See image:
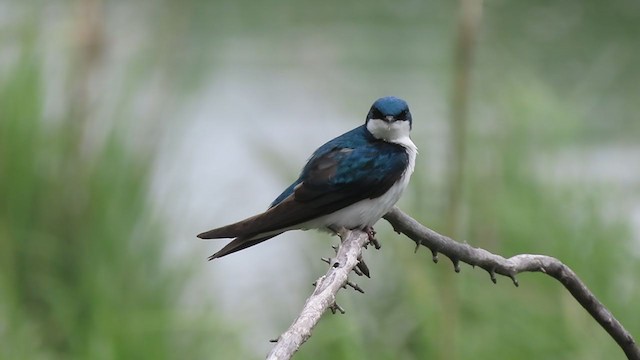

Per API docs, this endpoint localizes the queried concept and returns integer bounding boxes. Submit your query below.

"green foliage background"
[1,1,639,359]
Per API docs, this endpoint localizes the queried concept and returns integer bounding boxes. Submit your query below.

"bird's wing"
[197,141,408,240]
[293,140,408,210]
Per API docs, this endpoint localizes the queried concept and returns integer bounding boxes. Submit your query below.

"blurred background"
[1,0,639,359]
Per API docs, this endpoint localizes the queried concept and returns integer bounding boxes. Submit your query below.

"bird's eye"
[371,109,383,119]
[397,110,407,120]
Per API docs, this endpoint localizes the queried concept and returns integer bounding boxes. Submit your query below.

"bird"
[198,96,417,262]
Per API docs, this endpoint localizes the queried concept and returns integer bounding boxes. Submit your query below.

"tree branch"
[266,229,369,360]
[383,206,640,360]
[266,207,639,360]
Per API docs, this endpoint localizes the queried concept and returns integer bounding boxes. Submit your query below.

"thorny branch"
[267,207,639,360]
[383,207,639,360]
[266,229,369,360]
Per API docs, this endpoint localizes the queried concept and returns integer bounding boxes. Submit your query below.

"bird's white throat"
[366,118,417,158]
[367,118,411,143]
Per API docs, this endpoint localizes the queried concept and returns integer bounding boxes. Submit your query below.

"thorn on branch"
[356,258,371,278]
[269,338,279,343]
[346,280,365,293]
[488,268,497,284]
[353,266,364,277]
[329,302,345,314]
[431,249,439,263]
[452,258,460,273]
[509,273,519,287]
[321,257,331,265]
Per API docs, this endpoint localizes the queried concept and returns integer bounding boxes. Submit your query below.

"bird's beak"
[384,115,396,123]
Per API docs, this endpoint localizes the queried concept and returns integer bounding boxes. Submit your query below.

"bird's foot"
[364,226,381,250]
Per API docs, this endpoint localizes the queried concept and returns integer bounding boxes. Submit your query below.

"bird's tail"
[197,202,297,240]
[197,198,306,259]
[206,234,281,260]
[197,213,288,260]
[197,217,257,240]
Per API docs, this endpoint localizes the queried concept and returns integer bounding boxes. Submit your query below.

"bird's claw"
[364,226,381,250]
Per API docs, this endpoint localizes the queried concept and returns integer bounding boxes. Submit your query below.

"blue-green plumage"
[271,125,408,208]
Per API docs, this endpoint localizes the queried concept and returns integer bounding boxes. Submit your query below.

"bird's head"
[365,96,412,142]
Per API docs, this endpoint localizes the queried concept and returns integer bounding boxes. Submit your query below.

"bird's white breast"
[304,135,417,230]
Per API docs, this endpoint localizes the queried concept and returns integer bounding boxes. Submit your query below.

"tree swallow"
[198,96,417,260]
